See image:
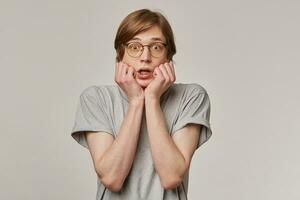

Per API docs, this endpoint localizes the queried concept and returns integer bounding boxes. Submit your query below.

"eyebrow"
[130,37,164,42]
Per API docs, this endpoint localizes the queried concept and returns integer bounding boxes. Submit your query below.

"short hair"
[114,9,176,62]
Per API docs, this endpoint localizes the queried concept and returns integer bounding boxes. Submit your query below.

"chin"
[136,78,152,89]
[139,83,149,89]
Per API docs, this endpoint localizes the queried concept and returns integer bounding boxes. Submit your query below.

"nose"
[140,46,151,63]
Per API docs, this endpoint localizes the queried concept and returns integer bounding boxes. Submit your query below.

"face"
[121,25,169,89]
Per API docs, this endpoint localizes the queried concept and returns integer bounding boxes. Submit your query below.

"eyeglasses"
[122,42,167,58]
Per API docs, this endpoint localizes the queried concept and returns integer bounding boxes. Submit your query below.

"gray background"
[1,0,299,199]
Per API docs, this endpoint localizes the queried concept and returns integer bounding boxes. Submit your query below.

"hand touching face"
[144,61,176,100]
[114,61,145,102]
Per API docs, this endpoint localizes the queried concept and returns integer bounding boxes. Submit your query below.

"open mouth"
[136,70,152,79]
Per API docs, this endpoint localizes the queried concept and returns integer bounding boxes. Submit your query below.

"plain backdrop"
[1,0,299,200]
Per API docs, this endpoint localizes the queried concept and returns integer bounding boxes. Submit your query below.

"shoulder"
[80,84,116,97]
[79,84,123,104]
[172,83,209,97]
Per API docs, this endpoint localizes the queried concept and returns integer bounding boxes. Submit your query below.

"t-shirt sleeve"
[171,84,212,150]
[70,86,114,149]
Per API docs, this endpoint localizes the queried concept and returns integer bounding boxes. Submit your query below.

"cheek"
[156,58,168,66]
[122,57,138,69]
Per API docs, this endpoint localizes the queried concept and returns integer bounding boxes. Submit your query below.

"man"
[71,8,212,200]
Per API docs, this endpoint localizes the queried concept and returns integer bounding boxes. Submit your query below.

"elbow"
[104,178,123,192]
[100,175,124,192]
[95,165,124,192]
[95,168,124,192]
[161,175,183,190]
[162,162,189,190]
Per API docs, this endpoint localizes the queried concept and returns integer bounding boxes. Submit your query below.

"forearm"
[145,98,187,188]
[97,98,144,188]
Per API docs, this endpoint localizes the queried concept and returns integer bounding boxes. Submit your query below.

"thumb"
[153,67,159,77]
[127,66,134,79]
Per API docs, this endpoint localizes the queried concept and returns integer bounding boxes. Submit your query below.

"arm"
[86,98,144,192]
[145,98,201,190]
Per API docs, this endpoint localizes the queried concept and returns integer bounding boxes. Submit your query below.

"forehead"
[130,26,166,42]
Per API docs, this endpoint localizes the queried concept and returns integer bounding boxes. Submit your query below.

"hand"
[114,61,145,103]
[144,61,176,100]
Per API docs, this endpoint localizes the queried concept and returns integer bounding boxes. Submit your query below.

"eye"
[151,43,163,51]
[128,43,141,51]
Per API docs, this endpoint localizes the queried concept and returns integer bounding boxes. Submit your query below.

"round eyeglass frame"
[122,42,168,58]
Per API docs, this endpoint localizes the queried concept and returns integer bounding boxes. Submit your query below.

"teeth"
[139,71,150,75]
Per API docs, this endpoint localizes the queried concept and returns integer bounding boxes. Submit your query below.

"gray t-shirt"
[71,82,212,200]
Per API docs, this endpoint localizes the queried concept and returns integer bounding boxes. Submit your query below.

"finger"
[159,64,169,82]
[169,60,175,75]
[129,65,137,78]
[163,62,175,82]
[127,66,134,79]
[124,63,132,76]
[170,61,176,82]
[121,62,128,79]
[153,67,161,78]
[155,65,166,82]
[117,62,123,81]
